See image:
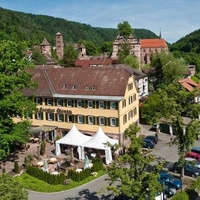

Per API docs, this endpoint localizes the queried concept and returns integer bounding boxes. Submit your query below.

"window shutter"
[61,114,64,122]
[96,101,99,108]
[72,100,74,107]
[86,116,88,124]
[85,101,88,108]
[93,116,96,125]
[45,98,47,105]
[40,112,43,120]
[116,118,119,127]
[83,115,85,124]
[115,102,118,110]
[74,115,77,123]
[74,100,77,107]
[52,113,54,121]
[55,114,58,121]
[82,100,85,107]
[97,117,99,125]
[93,101,95,108]
[105,117,107,126]
[107,118,110,126]
[61,99,63,106]
[46,113,48,120]
[72,115,74,123]
[35,113,37,119]
[65,114,68,122]
[104,101,106,109]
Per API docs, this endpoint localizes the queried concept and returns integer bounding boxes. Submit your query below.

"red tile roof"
[179,78,198,91]
[75,58,117,68]
[25,67,132,97]
[140,39,168,48]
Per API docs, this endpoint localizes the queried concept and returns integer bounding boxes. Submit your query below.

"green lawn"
[15,170,107,193]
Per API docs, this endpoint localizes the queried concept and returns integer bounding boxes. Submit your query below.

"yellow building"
[15,66,139,144]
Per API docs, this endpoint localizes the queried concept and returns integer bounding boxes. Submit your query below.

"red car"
[185,152,200,162]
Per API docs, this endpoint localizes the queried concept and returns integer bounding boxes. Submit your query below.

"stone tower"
[41,38,51,56]
[55,32,64,59]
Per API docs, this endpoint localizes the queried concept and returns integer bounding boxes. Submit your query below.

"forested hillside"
[0,7,158,48]
[169,29,200,72]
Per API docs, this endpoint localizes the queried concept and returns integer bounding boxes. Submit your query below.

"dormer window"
[91,86,96,90]
[71,85,77,90]
[62,85,67,90]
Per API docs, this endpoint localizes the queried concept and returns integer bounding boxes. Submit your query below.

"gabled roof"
[75,58,117,68]
[24,67,132,97]
[140,39,168,48]
[41,38,51,46]
[179,78,198,92]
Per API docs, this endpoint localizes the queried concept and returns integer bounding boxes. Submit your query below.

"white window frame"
[36,112,42,120]
[47,113,53,121]
[110,102,116,109]
[36,98,42,105]
[99,101,104,109]
[67,100,72,107]
[88,101,93,108]
[99,117,105,125]
[77,100,82,108]
[110,118,116,127]
[88,116,94,125]
[57,114,63,122]
[78,115,83,124]
[67,115,73,122]
[47,98,52,106]
[57,99,62,106]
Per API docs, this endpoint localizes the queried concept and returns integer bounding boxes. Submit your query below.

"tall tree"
[0,173,28,200]
[151,52,187,89]
[141,81,200,176]
[124,55,140,69]
[61,44,78,67]
[107,124,162,200]
[31,48,47,65]
[117,21,133,39]
[0,40,36,159]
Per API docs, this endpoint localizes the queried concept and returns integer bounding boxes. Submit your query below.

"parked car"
[171,162,200,178]
[185,157,200,169]
[144,135,158,144]
[142,138,155,149]
[158,172,182,189]
[162,182,176,197]
[191,146,200,155]
[185,152,200,162]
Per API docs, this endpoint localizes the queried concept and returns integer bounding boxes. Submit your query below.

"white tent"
[81,127,118,164]
[55,124,92,159]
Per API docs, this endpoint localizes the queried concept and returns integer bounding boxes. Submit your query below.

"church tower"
[55,32,64,59]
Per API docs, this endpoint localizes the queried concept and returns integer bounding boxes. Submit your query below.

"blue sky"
[1,0,200,44]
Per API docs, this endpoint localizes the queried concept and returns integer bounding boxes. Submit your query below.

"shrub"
[171,191,189,200]
[191,76,199,84]
[14,161,19,173]
[40,142,46,155]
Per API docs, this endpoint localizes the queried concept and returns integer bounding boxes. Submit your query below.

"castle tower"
[78,44,87,59]
[55,32,64,59]
[41,38,51,56]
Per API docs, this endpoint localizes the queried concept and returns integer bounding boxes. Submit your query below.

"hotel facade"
[15,66,139,145]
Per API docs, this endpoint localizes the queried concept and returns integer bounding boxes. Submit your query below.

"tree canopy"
[107,124,162,200]
[117,21,133,38]
[0,173,28,200]
[0,40,36,159]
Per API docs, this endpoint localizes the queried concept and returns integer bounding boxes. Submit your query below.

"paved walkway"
[1,141,56,175]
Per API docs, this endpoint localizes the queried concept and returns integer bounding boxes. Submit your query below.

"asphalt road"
[28,124,200,200]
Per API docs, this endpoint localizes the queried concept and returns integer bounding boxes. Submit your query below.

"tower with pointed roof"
[55,32,64,59]
[41,38,51,56]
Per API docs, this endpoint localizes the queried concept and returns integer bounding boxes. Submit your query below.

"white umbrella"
[43,159,49,172]
[84,155,90,169]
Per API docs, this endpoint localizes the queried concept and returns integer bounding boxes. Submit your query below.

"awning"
[29,125,57,133]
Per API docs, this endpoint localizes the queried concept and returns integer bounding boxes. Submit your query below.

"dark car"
[142,138,155,149]
[191,146,200,155]
[144,135,158,144]
[171,162,200,178]
[158,172,182,189]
